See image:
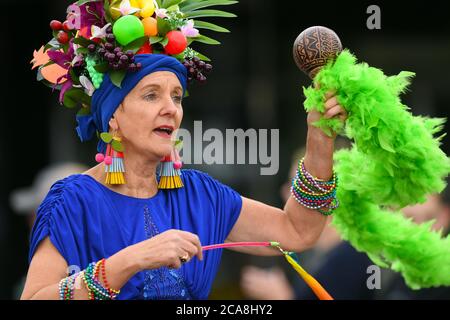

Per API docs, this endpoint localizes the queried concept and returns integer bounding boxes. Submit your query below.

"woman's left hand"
[307,91,348,139]
[304,91,348,179]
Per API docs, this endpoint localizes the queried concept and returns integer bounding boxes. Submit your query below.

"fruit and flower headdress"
[31,0,237,110]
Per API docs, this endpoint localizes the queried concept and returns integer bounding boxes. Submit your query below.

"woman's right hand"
[128,229,203,271]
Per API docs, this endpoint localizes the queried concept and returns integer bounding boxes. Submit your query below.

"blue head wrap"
[76,54,187,152]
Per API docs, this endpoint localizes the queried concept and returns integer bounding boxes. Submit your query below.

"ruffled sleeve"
[28,176,83,264]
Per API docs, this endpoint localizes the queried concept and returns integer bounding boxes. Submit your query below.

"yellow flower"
[130,0,155,19]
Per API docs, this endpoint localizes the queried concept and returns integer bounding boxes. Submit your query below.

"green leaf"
[157,18,172,36]
[194,20,230,33]
[77,105,91,116]
[162,0,184,9]
[123,36,148,52]
[60,43,70,54]
[192,50,211,61]
[63,88,88,109]
[41,60,55,69]
[184,10,237,19]
[152,48,164,54]
[69,68,80,85]
[183,90,190,98]
[172,53,185,60]
[73,36,96,48]
[100,132,113,144]
[150,36,164,44]
[76,0,96,5]
[76,47,89,55]
[161,37,169,46]
[103,0,113,24]
[167,4,181,11]
[110,70,127,88]
[94,62,110,73]
[80,92,91,105]
[191,35,221,45]
[111,140,124,152]
[180,0,238,12]
[45,38,60,51]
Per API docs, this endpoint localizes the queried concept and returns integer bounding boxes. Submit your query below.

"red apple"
[164,31,187,55]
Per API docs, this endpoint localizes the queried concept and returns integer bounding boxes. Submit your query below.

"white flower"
[90,23,111,40]
[181,20,199,38]
[79,76,95,96]
[155,8,168,18]
[71,43,84,67]
[112,0,140,16]
[71,54,83,67]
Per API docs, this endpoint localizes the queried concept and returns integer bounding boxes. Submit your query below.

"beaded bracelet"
[58,276,67,300]
[58,259,120,300]
[291,158,339,215]
[97,259,121,298]
[82,260,120,300]
[83,262,111,300]
[58,272,79,300]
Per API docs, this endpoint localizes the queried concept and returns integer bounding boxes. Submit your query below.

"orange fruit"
[142,17,158,37]
[41,64,68,84]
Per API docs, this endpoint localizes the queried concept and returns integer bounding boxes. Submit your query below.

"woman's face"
[110,71,184,161]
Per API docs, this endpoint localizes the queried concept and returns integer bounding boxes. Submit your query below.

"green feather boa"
[303,50,450,289]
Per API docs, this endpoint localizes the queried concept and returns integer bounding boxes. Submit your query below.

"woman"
[22,2,347,300]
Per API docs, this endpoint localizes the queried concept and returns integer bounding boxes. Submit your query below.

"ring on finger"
[179,253,190,264]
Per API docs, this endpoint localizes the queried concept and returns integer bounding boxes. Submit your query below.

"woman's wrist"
[103,246,142,290]
[304,125,334,180]
[119,245,144,275]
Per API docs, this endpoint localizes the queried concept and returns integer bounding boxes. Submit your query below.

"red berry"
[57,31,69,44]
[164,31,187,55]
[62,21,72,32]
[50,20,63,31]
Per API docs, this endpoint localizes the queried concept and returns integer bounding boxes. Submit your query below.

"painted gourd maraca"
[293,26,343,79]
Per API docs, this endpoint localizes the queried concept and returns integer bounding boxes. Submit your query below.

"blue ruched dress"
[28,169,243,300]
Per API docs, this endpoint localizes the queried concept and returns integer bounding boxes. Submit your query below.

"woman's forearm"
[284,126,334,249]
[27,247,140,300]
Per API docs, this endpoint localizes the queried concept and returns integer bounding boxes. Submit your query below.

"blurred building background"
[0,0,449,299]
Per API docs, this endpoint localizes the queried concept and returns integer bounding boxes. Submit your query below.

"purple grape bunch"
[91,26,142,72]
[183,57,213,84]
